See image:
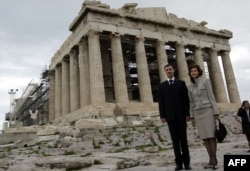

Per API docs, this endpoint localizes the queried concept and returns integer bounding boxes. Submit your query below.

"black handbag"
[215,119,227,143]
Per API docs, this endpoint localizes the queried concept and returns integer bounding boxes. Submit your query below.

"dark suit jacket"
[158,79,190,122]
[237,108,250,134]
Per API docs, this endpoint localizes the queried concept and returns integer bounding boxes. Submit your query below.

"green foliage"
[158,146,167,151]
[93,159,103,165]
[42,152,52,157]
[114,142,120,147]
[80,152,92,157]
[99,141,105,145]
[121,134,129,139]
[0,153,7,159]
[63,150,75,155]
[135,144,152,151]
[154,127,159,133]
[4,147,12,152]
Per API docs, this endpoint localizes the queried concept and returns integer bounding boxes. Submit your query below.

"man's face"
[164,65,174,78]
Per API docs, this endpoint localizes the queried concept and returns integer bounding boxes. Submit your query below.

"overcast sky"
[1,0,250,130]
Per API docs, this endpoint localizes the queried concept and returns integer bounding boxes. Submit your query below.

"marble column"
[221,51,241,103]
[88,31,105,104]
[208,49,228,103]
[135,37,153,103]
[156,41,168,82]
[70,49,80,112]
[194,47,206,74]
[175,43,190,84]
[78,38,90,107]
[61,57,70,115]
[55,65,62,119]
[111,34,129,103]
[48,70,55,121]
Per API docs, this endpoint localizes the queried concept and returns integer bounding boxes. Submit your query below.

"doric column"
[208,49,228,103]
[88,31,105,104]
[48,70,55,122]
[221,51,241,103]
[135,37,153,103]
[156,41,168,82]
[175,43,189,84]
[55,65,62,119]
[111,34,129,103]
[78,38,90,107]
[194,47,206,73]
[70,49,80,112]
[61,57,70,115]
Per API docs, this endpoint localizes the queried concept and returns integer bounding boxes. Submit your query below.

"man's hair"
[164,63,174,69]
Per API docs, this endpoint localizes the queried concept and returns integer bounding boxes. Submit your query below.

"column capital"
[62,56,69,62]
[195,46,203,51]
[175,42,185,48]
[56,63,62,68]
[78,36,88,44]
[219,50,230,57]
[111,33,121,38]
[208,48,219,56]
[135,36,145,42]
[209,47,220,53]
[69,49,77,56]
[48,69,55,76]
[87,30,100,37]
[156,40,165,46]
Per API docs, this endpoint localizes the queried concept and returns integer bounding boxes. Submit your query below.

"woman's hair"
[188,64,203,83]
[241,100,249,107]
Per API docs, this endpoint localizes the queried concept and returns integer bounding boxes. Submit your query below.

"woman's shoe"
[203,163,212,169]
[211,156,218,170]
[204,157,212,169]
[212,165,218,170]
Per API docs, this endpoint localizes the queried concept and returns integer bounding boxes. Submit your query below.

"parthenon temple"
[48,0,240,124]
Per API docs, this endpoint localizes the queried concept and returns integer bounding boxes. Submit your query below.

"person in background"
[158,64,191,171]
[187,64,219,170]
[237,100,250,152]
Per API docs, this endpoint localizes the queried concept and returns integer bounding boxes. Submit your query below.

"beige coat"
[188,77,219,118]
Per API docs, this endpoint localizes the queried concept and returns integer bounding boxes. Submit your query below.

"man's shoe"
[185,165,192,170]
[175,165,183,170]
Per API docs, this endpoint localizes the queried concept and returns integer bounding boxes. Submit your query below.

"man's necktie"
[169,80,173,85]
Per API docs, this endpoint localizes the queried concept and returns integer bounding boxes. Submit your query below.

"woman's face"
[190,68,199,78]
[244,101,250,109]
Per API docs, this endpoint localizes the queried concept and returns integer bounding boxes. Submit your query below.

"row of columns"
[49,31,241,121]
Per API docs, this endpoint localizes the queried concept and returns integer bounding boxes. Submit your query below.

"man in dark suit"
[158,64,191,170]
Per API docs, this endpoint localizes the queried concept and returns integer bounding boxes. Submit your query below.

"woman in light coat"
[188,64,219,170]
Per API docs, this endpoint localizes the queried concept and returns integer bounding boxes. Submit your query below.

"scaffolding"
[6,67,50,127]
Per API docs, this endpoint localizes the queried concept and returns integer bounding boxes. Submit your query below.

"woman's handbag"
[215,119,227,143]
